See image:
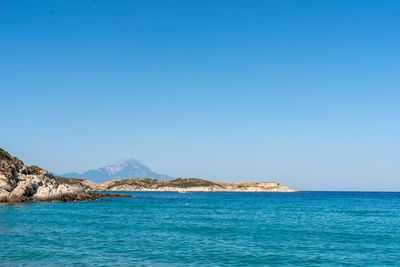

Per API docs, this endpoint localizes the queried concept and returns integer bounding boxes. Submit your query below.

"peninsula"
[62,177,297,192]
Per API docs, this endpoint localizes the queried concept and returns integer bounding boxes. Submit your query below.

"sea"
[1,191,399,266]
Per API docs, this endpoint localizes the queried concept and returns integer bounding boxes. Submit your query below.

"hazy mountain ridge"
[61,158,173,183]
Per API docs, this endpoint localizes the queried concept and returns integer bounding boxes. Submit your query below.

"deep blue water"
[1,192,399,266]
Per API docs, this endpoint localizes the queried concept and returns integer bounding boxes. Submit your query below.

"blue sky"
[1,0,399,190]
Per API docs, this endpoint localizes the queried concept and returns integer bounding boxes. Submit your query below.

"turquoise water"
[1,192,399,266]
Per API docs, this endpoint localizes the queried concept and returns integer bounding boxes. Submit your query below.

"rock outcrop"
[0,148,131,202]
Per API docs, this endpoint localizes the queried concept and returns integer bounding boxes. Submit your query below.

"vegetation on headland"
[27,165,43,174]
[55,177,222,190]
[0,148,11,160]
[54,177,92,190]
[105,178,162,189]
[55,176,85,185]
[101,177,221,190]
[159,178,220,188]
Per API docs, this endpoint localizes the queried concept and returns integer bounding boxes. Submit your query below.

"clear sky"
[1,0,399,191]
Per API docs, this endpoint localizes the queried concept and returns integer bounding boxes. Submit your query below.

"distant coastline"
[56,177,298,193]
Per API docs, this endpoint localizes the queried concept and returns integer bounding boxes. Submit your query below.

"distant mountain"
[61,158,173,183]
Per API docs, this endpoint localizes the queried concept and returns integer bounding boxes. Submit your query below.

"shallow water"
[1,192,399,266]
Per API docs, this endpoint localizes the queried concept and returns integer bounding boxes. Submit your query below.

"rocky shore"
[0,148,132,202]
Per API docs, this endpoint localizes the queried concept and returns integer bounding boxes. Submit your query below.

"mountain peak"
[61,158,173,183]
[115,158,141,166]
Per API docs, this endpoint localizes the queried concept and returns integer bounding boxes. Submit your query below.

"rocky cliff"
[68,177,297,192]
[0,148,131,202]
